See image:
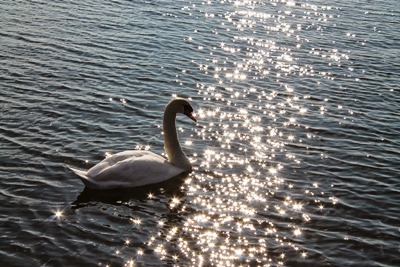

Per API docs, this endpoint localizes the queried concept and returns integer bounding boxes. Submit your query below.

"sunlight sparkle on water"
[121,1,342,265]
[130,218,141,226]
[293,228,302,236]
[124,259,134,267]
[169,196,181,209]
[54,210,63,219]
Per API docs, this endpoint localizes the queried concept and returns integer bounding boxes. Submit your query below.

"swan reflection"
[71,172,189,210]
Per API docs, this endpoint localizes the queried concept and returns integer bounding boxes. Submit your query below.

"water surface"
[1,0,399,266]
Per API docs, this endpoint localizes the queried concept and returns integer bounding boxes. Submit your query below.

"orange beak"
[185,111,197,122]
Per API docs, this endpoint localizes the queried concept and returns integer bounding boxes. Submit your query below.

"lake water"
[1,0,399,266]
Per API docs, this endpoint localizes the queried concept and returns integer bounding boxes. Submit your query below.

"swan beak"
[185,111,197,122]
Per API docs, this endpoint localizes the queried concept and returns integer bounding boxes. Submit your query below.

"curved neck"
[163,107,192,171]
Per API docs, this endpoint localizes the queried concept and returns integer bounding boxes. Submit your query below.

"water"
[1,0,399,266]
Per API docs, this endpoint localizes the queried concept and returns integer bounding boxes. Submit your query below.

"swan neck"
[163,107,191,171]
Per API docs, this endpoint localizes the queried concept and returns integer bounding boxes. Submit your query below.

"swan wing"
[86,150,185,189]
[86,150,150,177]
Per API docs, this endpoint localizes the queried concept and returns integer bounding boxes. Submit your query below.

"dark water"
[1,0,399,266]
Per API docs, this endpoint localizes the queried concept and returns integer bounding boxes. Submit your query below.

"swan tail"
[68,166,93,187]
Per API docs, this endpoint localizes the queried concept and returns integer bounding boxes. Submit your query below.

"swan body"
[69,98,196,189]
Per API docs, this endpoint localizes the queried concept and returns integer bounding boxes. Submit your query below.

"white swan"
[69,98,197,189]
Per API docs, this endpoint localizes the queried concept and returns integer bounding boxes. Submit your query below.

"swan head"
[167,98,197,122]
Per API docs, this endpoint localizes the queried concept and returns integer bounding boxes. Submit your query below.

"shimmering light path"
[124,1,347,266]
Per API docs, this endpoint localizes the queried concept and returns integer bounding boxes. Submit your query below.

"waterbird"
[69,98,196,189]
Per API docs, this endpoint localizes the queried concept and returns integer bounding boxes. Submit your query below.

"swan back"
[74,150,185,189]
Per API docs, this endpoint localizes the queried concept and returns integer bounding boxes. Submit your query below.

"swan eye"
[183,105,193,114]
[183,104,197,122]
